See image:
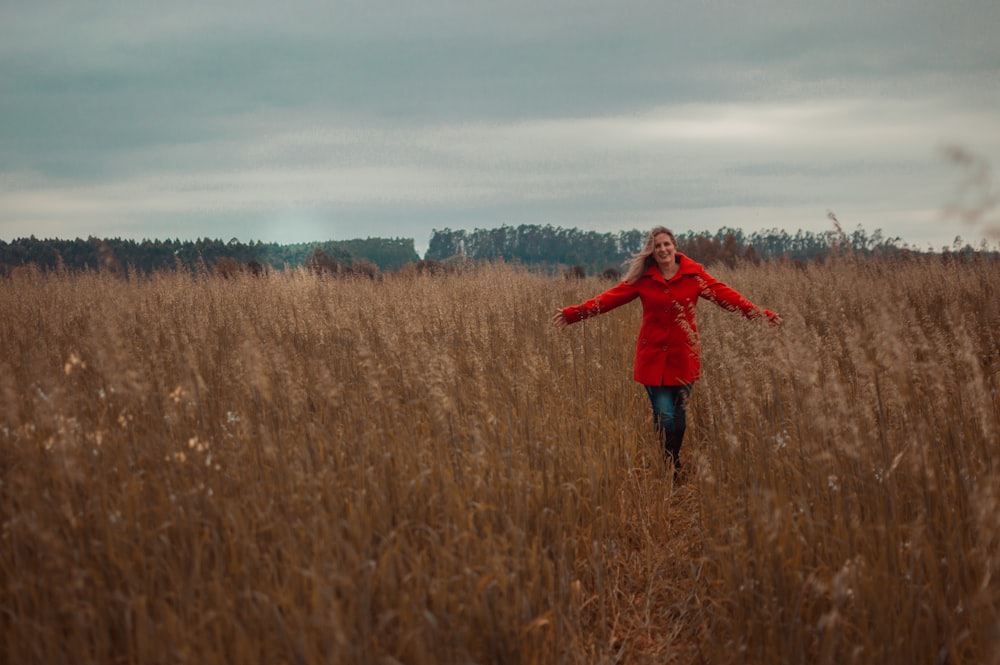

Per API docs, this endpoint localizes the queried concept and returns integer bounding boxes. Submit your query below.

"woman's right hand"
[551,310,569,328]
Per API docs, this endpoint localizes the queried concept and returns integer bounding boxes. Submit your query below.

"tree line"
[425,223,908,274]
[2,223,990,278]
[0,236,419,277]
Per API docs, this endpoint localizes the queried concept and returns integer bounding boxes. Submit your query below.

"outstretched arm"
[552,280,640,328]
[698,272,781,326]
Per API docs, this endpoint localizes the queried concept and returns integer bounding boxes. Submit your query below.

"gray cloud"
[1,0,999,250]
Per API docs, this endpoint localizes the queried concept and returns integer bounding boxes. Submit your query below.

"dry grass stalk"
[1,255,997,664]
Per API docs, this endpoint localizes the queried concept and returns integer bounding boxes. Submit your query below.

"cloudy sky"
[2,1,999,255]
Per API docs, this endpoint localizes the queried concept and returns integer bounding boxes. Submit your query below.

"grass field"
[1,255,998,664]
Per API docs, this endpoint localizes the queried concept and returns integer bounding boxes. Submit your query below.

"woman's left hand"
[551,310,569,328]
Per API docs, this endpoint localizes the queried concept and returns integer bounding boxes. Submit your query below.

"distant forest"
[424,224,908,274]
[0,223,989,278]
[0,236,419,277]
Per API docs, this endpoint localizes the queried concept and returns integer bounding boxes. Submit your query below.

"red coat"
[561,254,770,386]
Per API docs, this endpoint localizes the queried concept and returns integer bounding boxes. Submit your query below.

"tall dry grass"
[0,255,997,664]
[693,254,1000,664]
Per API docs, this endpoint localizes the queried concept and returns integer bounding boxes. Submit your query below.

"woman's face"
[652,233,676,270]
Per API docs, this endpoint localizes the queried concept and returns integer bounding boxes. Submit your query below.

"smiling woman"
[551,225,780,475]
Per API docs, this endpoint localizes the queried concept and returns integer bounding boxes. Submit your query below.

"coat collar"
[643,252,702,283]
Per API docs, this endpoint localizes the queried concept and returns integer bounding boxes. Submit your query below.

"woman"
[552,226,780,475]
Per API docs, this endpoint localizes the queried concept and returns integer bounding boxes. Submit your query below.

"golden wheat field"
[1,255,998,664]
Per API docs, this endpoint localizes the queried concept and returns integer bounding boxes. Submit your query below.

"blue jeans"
[645,384,693,434]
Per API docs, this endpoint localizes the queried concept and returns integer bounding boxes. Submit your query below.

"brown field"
[1,256,998,664]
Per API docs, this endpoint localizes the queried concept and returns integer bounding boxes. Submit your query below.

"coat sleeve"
[696,269,768,319]
[561,281,640,324]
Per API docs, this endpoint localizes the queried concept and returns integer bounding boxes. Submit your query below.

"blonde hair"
[623,226,677,284]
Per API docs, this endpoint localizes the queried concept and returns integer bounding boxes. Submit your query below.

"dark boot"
[662,428,686,475]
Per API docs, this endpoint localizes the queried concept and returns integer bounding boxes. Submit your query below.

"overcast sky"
[2,1,999,255]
